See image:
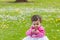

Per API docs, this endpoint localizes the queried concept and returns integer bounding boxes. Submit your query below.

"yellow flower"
[56,18,60,22]
[1,24,9,29]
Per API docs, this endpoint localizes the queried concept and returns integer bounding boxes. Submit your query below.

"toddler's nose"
[35,25,38,27]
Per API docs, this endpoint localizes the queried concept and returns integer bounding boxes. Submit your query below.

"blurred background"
[0,0,60,40]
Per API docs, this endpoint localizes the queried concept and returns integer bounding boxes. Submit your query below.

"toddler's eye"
[37,23,39,25]
[34,24,35,25]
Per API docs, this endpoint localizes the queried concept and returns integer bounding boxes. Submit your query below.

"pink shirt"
[26,26,45,38]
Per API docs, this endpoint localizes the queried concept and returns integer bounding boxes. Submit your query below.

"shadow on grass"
[6,1,35,3]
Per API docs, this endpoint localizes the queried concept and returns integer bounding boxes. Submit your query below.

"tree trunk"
[16,0,27,2]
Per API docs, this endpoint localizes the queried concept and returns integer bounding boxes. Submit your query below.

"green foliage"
[0,0,60,40]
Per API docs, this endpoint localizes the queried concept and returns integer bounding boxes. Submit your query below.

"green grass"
[0,0,60,40]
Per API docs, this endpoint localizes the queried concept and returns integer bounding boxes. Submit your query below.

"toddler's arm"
[26,28,32,36]
[31,30,40,38]
[36,26,45,38]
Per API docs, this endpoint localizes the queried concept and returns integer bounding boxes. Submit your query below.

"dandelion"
[56,18,60,22]
[1,24,9,29]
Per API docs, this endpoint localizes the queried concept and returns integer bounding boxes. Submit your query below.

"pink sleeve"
[26,28,32,36]
[37,26,45,37]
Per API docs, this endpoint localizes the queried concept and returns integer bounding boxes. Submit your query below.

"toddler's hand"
[32,29,35,33]
[35,30,40,34]
[32,29,40,34]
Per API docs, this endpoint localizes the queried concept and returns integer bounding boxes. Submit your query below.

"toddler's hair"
[31,15,42,23]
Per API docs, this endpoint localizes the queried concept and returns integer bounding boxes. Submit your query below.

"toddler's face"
[32,20,40,28]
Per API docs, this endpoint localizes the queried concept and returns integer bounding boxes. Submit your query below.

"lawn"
[0,0,60,40]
